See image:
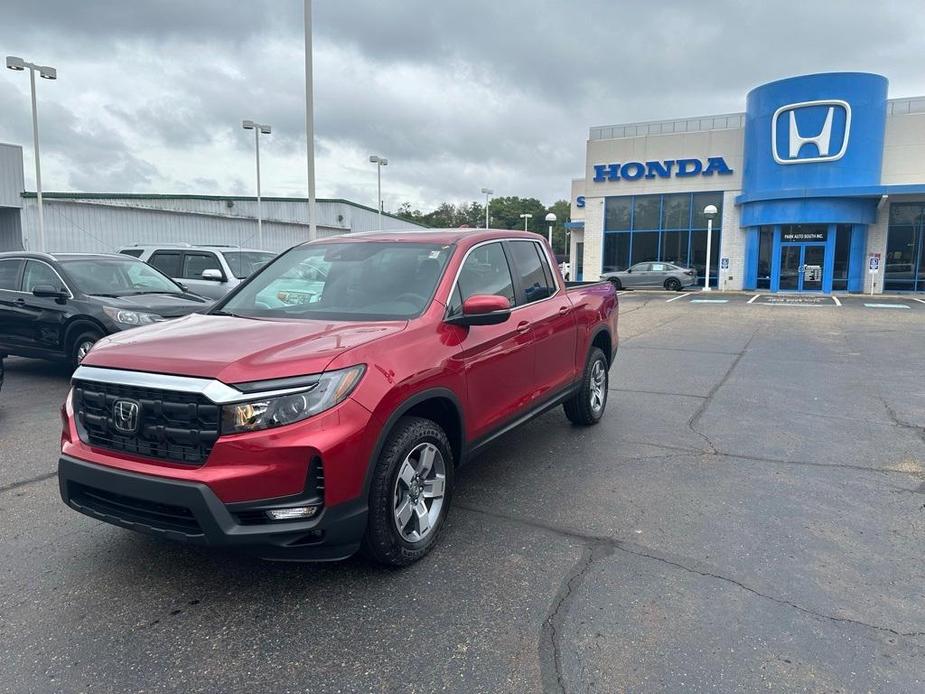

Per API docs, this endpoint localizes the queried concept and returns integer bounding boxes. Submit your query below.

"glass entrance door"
[778,244,826,292]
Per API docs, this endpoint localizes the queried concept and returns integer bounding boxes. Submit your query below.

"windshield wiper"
[88,293,125,298]
[210,310,250,318]
[125,290,181,296]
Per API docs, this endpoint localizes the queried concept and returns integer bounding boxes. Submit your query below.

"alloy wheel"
[392,442,446,542]
[589,359,606,413]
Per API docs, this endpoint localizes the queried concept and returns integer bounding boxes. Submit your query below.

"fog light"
[265,506,319,521]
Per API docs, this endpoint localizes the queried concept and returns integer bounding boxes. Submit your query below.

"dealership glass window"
[604,198,631,231]
[661,194,691,230]
[632,195,660,230]
[602,233,630,273]
[884,203,925,292]
[603,192,723,287]
[831,225,852,291]
[756,226,773,289]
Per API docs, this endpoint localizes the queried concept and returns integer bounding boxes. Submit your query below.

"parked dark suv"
[0,252,212,367]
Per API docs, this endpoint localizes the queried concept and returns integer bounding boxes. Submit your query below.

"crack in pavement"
[687,327,760,454]
[0,471,57,495]
[880,397,925,446]
[456,503,925,693]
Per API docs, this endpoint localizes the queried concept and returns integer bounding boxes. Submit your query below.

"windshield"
[221,250,275,279]
[218,241,453,321]
[60,258,182,296]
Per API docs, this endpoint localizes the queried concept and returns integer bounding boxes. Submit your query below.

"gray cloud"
[1,1,924,209]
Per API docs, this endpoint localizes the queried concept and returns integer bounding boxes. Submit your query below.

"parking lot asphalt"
[1,296,924,693]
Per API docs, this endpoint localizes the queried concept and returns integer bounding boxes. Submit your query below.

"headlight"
[102,306,166,326]
[221,365,366,434]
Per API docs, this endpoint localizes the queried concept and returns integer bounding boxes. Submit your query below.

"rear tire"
[70,330,102,369]
[362,416,454,567]
[563,347,609,425]
[665,277,682,292]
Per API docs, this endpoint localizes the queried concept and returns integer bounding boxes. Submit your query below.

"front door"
[779,244,825,292]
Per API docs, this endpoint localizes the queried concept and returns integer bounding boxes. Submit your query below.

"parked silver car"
[601,262,697,291]
[118,244,276,299]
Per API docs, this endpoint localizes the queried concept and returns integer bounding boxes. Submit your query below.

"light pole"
[369,155,388,230]
[304,0,317,241]
[243,120,271,249]
[703,204,718,291]
[6,56,56,253]
[481,187,493,229]
[519,213,533,232]
[545,212,557,250]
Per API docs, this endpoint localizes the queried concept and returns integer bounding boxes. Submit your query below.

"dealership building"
[568,72,925,293]
[0,144,425,254]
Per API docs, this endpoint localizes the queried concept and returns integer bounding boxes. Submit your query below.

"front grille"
[73,380,220,465]
[68,481,203,536]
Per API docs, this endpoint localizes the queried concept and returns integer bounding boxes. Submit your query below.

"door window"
[183,252,223,280]
[507,241,555,304]
[22,260,65,293]
[451,242,515,314]
[148,251,182,277]
[650,263,668,272]
[0,259,23,290]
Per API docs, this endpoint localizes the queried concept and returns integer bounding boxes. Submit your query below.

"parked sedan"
[0,252,212,367]
[601,262,697,291]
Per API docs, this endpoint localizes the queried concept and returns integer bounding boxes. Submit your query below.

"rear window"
[0,259,22,290]
[507,241,556,305]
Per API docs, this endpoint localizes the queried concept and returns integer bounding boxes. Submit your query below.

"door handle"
[558,306,570,315]
[516,320,531,334]
[14,298,26,305]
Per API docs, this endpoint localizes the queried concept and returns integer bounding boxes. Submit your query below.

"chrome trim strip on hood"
[71,365,312,404]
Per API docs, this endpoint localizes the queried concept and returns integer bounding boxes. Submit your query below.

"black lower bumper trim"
[58,456,367,561]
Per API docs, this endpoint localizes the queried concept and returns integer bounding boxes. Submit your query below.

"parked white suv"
[118,244,276,299]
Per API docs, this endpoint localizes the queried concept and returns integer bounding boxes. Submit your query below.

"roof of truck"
[313,228,545,245]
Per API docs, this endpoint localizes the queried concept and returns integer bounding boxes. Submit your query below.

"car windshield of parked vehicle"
[59,257,182,296]
[221,250,275,279]
[218,242,453,320]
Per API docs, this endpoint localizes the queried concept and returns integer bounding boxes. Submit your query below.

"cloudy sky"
[2,1,924,211]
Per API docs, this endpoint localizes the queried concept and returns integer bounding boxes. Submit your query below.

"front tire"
[362,416,454,567]
[70,330,102,368]
[563,347,609,425]
[608,278,622,291]
[665,277,682,292]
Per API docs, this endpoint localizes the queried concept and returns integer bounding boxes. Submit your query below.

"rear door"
[0,258,25,350]
[448,241,535,440]
[648,262,669,287]
[504,240,578,401]
[181,251,227,299]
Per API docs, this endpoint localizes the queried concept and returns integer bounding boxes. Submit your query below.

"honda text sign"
[771,100,851,165]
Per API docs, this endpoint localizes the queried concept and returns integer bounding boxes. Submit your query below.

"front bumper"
[58,456,368,561]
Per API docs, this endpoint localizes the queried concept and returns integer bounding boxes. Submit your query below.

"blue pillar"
[847,224,867,292]
[770,225,782,292]
[822,224,836,293]
[744,227,759,289]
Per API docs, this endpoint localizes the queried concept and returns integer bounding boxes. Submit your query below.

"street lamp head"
[545,212,557,223]
[703,204,718,219]
[259,124,271,135]
[481,187,493,195]
[519,213,533,219]
[380,158,388,166]
[39,66,56,80]
[5,56,25,71]
[369,155,380,163]
[242,120,255,130]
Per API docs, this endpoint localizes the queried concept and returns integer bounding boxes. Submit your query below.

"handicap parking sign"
[868,253,881,273]
[720,257,729,270]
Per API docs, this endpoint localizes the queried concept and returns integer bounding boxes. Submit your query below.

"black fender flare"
[63,318,108,355]
[361,387,467,499]
[588,325,615,366]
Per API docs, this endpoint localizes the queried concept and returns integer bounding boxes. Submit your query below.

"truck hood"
[83,313,408,384]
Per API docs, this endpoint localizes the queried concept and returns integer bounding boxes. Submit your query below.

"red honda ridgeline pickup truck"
[59,230,617,566]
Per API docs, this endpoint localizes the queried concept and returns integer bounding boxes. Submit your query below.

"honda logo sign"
[112,399,141,434]
[771,100,851,165]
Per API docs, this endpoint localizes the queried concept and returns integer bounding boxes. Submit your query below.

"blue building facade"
[573,72,925,293]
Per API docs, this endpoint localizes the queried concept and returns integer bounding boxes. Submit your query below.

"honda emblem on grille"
[112,399,141,434]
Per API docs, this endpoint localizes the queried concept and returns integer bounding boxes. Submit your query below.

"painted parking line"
[831,296,842,306]
[747,294,760,304]
[665,294,687,303]
[690,299,729,303]
[912,297,925,305]
[864,303,911,309]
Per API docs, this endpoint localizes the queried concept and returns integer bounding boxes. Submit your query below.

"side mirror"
[626,268,632,273]
[201,269,223,281]
[447,294,511,327]
[32,284,67,303]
